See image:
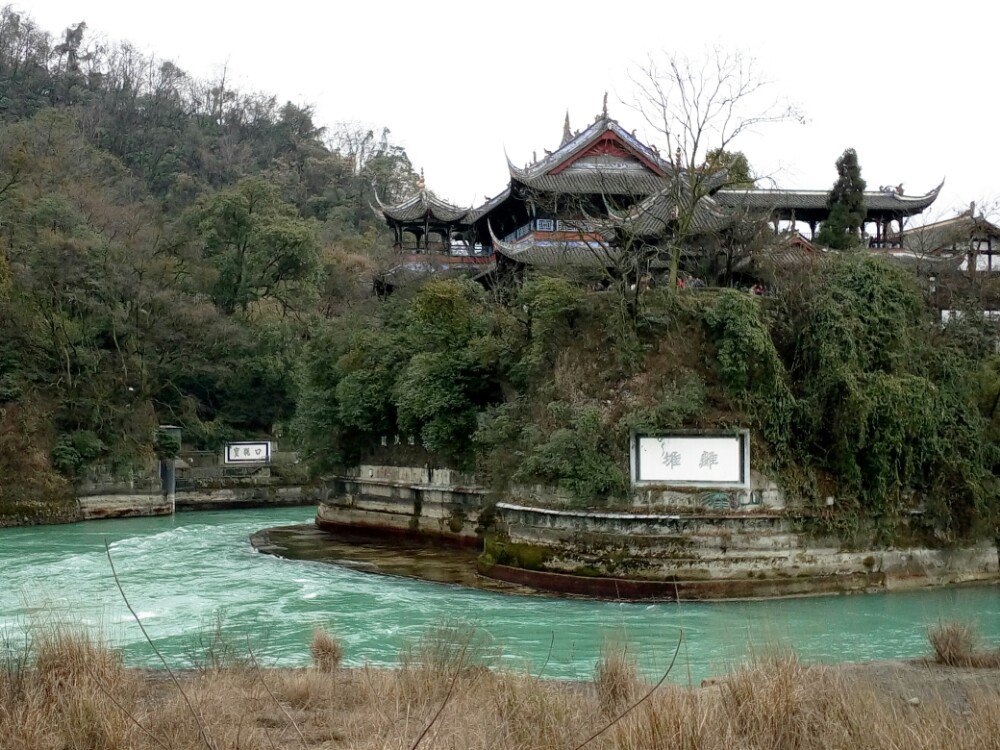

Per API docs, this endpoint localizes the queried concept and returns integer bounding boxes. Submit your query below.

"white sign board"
[632,432,748,487]
[224,441,271,464]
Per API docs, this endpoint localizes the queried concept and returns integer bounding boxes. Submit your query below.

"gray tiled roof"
[893,213,1000,254]
[466,186,512,224]
[509,167,671,196]
[612,181,734,238]
[714,183,943,216]
[487,220,669,269]
[374,190,470,223]
[511,115,673,179]
[507,115,677,196]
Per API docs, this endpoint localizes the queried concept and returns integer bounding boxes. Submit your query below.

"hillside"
[0,9,997,546]
[0,8,415,521]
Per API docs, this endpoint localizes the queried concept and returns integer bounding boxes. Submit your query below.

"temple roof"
[891,211,1000,254]
[714,182,944,218]
[487,219,626,268]
[507,114,675,196]
[373,190,469,224]
[611,180,735,238]
[466,186,512,224]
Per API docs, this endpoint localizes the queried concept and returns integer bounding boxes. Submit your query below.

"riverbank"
[255,521,1000,601]
[0,485,316,527]
[4,626,1000,750]
[5,508,999,683]
[313,465,1000,601]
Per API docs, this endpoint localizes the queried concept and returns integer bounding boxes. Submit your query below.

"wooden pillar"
[809,221,816,240]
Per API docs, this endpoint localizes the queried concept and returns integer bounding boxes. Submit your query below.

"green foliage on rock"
[295,279,504,467]
[704,290,794,449]
[702,255,999,540]
[515,405,629,504]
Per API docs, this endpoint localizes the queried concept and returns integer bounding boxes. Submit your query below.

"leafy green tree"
[815,148,867,249]
[705,148,754,189]
[193,177,320,313]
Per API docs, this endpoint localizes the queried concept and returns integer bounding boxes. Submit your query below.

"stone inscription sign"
[635,434,745,485]
[224,441,271,464]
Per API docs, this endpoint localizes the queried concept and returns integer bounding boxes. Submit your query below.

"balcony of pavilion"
[712,182,944,248]
[373,189,493,260]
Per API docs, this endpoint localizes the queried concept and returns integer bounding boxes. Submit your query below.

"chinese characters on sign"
[634,433,747,486]
[224,442,271,464]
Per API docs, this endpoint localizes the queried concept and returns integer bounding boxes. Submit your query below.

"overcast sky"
[28,1,1000,218]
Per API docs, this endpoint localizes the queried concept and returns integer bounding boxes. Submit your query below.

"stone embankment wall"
[77,485,314,520]
[315,465,487,546]
[315,464,1000,600]
[484,502,999,599]
[74,451,313,521]
[75,475,166,520]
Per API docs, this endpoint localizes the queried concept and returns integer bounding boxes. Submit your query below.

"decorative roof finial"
[602,91,608,118]
[561,110,572,146]
[675,146,682,169]
[417,168,425,191]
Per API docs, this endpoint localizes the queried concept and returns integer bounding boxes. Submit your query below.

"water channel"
[2,507,998,684]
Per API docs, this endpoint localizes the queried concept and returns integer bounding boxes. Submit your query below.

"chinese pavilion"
[373,109,943,283]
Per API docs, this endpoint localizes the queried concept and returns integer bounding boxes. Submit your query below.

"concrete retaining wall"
[313,464,999,599]
[77,484,314,520]
[78,492,172,520]
[315,465,488,545]
[485,501,999,597]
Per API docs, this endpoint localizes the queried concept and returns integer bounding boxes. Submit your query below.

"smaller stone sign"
[224,441,271,464]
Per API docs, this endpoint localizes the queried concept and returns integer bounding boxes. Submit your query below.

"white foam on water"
[3,507,999,681]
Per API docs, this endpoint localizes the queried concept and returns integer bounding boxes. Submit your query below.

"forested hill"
[1,10,997,544]
[0,8,417,517]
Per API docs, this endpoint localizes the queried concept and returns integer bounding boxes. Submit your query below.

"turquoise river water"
[2,507,999,683]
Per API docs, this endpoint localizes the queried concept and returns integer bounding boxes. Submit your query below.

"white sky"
[27,1,1000,219]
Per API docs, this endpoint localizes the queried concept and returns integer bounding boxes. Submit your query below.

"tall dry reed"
[2,623,1000,749]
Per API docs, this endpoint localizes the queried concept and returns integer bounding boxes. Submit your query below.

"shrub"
[594,643,640,711]
[705,290,794,449]
[51,430,106,475]
[516,405,628,504]
[928,622,977,666]
[310,627,343,672]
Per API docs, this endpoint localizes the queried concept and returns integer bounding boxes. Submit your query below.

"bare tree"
[625,48,802,285]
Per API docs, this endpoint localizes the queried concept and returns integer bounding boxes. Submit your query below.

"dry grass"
[3,625,1000,749]
[308,626,342,672]
[594,643,639,712]
[929,621,1000,668]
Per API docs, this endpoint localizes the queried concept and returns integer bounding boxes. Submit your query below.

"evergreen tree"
[815,148,867,249]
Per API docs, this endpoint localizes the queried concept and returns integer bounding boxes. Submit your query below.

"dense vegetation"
[296,260,1000,543]
[0,9,416,520]
[1,11,997,544]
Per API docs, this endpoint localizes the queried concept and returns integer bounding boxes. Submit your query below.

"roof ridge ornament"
[561,110,572,147]
[602,91,608,119]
